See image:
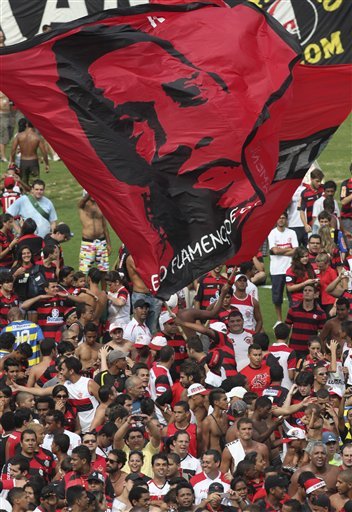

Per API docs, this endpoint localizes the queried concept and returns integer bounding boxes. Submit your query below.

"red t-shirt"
[316,266,338,305]
[240,363,271,396]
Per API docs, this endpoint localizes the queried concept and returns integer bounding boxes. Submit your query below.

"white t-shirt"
[287,185,305,228]
[228,329,253,371]
[43,429,81,455]
[246,280,258,301]
[268,227,298,275]
[107,286,131,326]
[312,196,340,219]
[124,318,152,344]
[191,471,230,504]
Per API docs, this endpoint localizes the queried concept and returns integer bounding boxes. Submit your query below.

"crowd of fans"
[0,108,352,512]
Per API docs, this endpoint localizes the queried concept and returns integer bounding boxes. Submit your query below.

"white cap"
[159,310,175,331]
[210,321,227,334]
[109,322,124,333]
[187,383,209,397]
[286,427,306,440]
[134,334,151,348]
[226,386,247,400]
[149,335,167,351]
[234,273,247,282]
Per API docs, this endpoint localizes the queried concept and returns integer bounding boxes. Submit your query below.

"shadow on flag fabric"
[0,2,350,298]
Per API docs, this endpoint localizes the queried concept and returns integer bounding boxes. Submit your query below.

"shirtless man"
[78,193,111,274]
[106,324,133,354]
[220,418,269,473]
[330,470,352,512]
[0,91,11,162]
[10,118,49,184]
[26,339,56,388]
[201,388,228,453]
[77,268,108,325]
[320,297,350,351]
[126,253,161,333]
[288,441,340,496]
[75,323,101,370]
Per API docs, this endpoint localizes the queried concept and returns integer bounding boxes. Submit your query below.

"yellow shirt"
[122,441,159,478]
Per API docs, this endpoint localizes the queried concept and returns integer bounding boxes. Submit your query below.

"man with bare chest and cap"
[78,193,111,274]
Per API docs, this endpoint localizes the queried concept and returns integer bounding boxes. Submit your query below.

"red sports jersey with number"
[0,190,21,213]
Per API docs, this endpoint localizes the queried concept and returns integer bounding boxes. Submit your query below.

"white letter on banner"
[40,1,88,30]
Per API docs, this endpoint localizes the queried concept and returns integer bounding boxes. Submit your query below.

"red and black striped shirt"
[285,302,326,353]
[210,330,237,377]
[340,178,352,219]
[195,273,227,309]
[36,296,66,341]
[0,292,19,327]
[0,230,14,268]
[156,331,187,380]
[298,185,324,225]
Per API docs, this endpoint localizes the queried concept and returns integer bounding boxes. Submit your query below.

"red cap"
[4,177,15,188]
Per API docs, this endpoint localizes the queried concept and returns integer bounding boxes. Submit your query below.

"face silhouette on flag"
[53,25,258,257]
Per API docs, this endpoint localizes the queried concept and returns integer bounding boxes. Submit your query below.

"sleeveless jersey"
[230,294,256,330]
[65,377,99,433]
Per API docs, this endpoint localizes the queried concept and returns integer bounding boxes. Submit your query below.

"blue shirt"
[1,319,44,366]
[7,195,57,237]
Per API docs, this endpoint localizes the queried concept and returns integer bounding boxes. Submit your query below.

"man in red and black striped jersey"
[7,429,50,480]
[177,317,237,378]
[285,283,326,359]
[158,310,187,380]
[340,173,352,235]
[194,266,227,310]
[0,213,18,270]
[0,272,19,327]
[297,168,324,233]
[21,279,73,342]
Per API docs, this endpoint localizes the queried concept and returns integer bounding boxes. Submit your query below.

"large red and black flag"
[0,1,350,298]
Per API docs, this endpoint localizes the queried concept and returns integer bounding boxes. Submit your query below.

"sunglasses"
[107,458,118,464]
[54,395,68,399]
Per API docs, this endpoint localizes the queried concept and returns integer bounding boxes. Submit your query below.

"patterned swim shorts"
[79,237,109,273]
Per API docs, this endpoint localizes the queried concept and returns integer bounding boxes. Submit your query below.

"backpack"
[26,265,46,298]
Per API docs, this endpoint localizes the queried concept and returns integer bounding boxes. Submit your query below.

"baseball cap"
[234,274,248,282]
[4,177,15,188]
[322,431,337,444]
[187,383,209,397]
[304,477,326,495]
[63,307,77,322]
[149,335,167,351]
[226,386,247,400]
[87,471,105,483]
[107,350,127,364]
[329,387,343,398]
[159,310,176,331]
[134,299,150,309]
[40,484,58,499]
[283,427,306,443]
[264,475,288,492]
[210,321,227,334]
[56,223,73,239]
[134,334,151,349]
[208,482,224,494]
[109,322,124,333]
[231,400,248,416]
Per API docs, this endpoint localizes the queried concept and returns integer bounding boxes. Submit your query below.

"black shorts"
[20,158,39,185]
[271,274,286,305]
